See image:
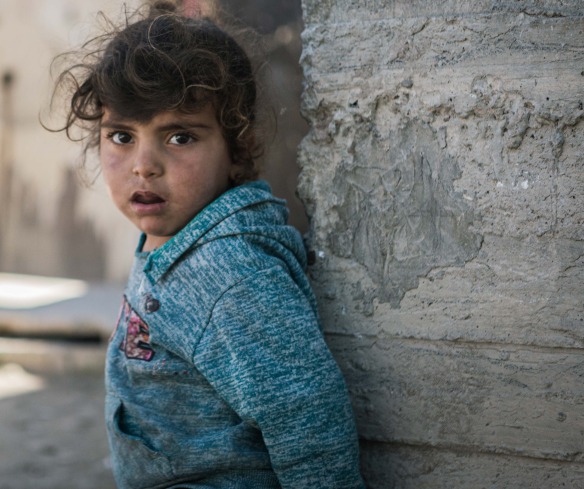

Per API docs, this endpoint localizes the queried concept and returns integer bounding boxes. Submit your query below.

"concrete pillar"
[298,1,584,486]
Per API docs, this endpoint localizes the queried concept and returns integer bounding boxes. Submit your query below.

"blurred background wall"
[0,0,307,282]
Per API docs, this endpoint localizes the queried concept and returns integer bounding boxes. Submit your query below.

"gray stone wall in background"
[298,1,584,486]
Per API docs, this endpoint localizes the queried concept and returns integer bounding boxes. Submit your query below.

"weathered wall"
[298,1,584,487]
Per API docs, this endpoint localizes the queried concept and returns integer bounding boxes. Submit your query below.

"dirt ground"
[0,280,126,488]
[0,358,116,489]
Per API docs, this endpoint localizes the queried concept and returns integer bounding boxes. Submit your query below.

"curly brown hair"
[51,1,262,184]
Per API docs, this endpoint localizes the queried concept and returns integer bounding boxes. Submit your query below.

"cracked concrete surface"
[299,0,584,486]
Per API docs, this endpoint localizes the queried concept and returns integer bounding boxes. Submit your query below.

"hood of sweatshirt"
[138,180,307,285]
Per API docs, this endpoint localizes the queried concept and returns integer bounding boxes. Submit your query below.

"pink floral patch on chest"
[119,299,155,361]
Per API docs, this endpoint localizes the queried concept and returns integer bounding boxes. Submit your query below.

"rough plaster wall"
[298,1,584,487]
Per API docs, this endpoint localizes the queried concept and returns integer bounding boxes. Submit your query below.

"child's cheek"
[101,151,127,181]
[100,157,129,212]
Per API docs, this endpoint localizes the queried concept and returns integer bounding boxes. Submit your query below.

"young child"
[53,2,364,487]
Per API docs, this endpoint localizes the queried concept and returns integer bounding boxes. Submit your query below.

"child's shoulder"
[182,231,295,292]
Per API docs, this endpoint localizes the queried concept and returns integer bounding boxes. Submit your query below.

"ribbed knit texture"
[105,180,364,488]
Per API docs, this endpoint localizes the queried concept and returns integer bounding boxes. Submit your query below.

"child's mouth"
[131,191,166,213]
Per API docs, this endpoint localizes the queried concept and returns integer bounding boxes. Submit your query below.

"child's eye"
[108,131,133,144]
[169,133,194,145]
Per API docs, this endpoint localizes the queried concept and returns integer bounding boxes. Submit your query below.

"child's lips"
[130,191,167,214]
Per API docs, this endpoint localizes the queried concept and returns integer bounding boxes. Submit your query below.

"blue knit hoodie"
[105,180,364,489]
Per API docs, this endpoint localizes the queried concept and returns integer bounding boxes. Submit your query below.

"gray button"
[144,295,160,313]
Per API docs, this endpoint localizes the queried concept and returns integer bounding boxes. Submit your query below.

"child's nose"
[132,144,163,178]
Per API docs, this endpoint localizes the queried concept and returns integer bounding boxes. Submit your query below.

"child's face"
[100,105,233,251]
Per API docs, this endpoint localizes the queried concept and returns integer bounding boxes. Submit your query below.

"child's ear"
[229,163,242,184]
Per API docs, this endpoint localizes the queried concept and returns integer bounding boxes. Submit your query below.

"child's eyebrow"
[100,117,212,132]
[100,116,133,130]
[157,121,213,132]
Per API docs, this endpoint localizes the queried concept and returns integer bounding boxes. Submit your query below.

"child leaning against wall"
[47,1,365,488]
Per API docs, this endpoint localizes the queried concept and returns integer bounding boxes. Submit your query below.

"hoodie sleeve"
[192,265,365,489]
